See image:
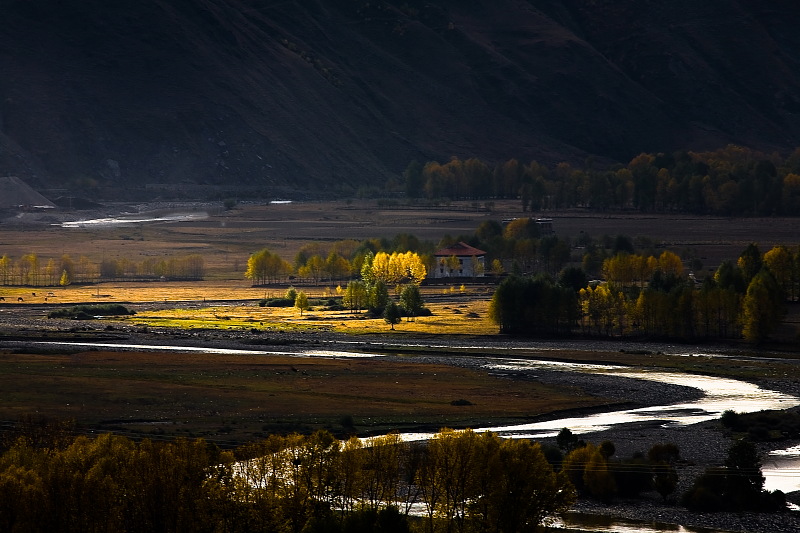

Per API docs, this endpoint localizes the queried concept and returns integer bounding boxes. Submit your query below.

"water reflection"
[556,512,730,532]
[33,341,385,358]
[764,444,800,495]
[60,212,208,228]
[399,359,799,441]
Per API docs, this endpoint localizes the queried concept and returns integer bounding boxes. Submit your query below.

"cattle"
[17,297,23,302]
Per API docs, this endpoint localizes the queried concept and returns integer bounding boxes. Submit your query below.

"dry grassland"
[0,348,604,444]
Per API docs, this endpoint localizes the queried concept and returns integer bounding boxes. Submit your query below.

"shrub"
[259,298,295,307]
[682,440,785,512]
[450,399,473,406]
[48,304,135,319]
[285,286,297,302]
[721,409,740,429]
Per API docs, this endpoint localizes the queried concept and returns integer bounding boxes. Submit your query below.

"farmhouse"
[432,241,486,278]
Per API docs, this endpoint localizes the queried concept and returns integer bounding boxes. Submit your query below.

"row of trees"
[246,220,585,289]
[0,428,574,533]
[490,243,789,342]
[0,253,205,286]
[402,145,800,215]
[3,416,782,533]
[246,248,428,289]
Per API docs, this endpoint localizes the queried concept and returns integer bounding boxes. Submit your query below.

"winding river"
[27,340,800,531]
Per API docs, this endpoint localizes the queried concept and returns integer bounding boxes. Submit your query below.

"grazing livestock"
[17,297,23,302]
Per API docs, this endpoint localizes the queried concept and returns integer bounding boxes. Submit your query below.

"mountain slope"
[1,0,799,197]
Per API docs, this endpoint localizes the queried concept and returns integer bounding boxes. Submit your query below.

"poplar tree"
[741,270,784,343]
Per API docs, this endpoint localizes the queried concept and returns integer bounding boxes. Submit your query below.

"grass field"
[120,298,496,336]
[0,347,606,445]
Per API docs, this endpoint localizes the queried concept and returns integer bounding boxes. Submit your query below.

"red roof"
[434,241,486,257]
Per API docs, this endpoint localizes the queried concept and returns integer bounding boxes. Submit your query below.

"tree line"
[490,243,791,343]
[0,253,205,286]
[2,418,783,533]
[245,222,578,290]
[0,425,573,533]
[402,144,800,216]
[246,245,428,288]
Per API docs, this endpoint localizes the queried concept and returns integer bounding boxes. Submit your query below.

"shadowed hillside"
[1,0,799,198]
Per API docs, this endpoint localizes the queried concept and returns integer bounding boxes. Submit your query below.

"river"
[27,340,800,531]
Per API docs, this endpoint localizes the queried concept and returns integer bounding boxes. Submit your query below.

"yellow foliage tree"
[368,251,427,288]
[657,250,684,278]
[763,245,793,300]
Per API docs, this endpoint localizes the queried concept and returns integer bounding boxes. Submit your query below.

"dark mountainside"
[1,0,799,199]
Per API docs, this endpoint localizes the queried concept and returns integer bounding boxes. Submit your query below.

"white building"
[431,241,487,278]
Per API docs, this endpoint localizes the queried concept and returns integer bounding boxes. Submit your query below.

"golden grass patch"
[122,300,497,336]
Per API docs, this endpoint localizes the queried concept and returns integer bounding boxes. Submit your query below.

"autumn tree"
[246,248,292,285]
[295,291,309,316]
[737,243,763,285]
[360,433,406,511]
[18,254,38,285]
[298,254,325,282]
[365,251,426,290]
[343,280,367,312]
[490,258,504,276]
[562,442,616,501]
[323,252,351,282]
[741,269,784,343]
[0,255,11,285]
[763,245,793,300]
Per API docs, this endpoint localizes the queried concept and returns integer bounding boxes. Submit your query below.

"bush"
[682,440,786,512]
[720,409,800,440]
[259,298,294,307]
[611,456,653,497]
[450,399,473,406]
[48,304,135,319]
[721,409,740,429]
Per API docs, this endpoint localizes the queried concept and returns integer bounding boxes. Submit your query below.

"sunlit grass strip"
[122,301,497,335]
